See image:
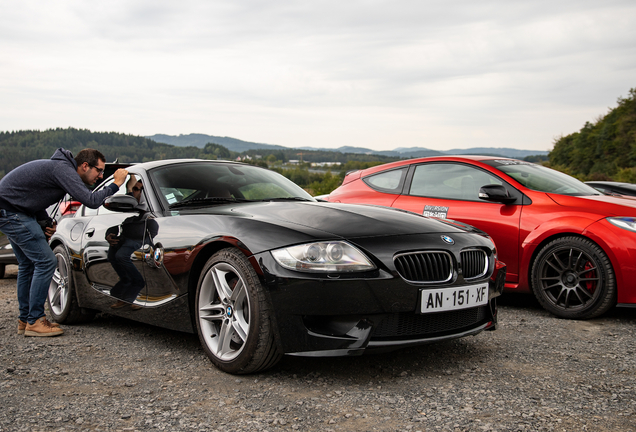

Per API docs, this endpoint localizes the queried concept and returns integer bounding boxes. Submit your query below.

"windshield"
[483,160,601,196]
[149,162,315,207]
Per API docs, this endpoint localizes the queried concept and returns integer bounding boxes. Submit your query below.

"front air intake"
[394,251,453,283]
[460,249,489,280]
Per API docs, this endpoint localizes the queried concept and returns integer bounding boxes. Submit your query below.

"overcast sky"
[1,0,634,152]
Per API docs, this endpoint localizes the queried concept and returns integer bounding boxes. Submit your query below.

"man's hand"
[106,233,120,246]
[44,221,56,240]
[113,169,129,187]
[126,174,138,193]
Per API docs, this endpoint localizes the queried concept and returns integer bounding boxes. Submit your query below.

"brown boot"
[17,319,26,335]
[42,317,61,328]
[24,317,64,337]
[19,318,60,334]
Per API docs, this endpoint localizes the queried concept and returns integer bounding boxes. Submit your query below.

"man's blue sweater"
[0,148,119,220]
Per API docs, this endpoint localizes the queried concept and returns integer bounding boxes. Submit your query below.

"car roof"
[352,155,516,177]
[585,181,636,195]
[126,159,251,171]
[586,181,636,187]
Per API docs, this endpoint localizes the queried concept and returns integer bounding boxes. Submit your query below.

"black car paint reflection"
[48,159,506,374]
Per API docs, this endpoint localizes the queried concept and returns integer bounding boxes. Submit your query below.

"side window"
[363,168,407,194]
[409,164,502,201]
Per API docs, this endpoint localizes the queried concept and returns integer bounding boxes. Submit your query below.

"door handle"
[85,228,95,237]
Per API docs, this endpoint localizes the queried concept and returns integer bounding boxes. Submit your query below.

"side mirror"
[478,185,516,204]
[103,195,147,213]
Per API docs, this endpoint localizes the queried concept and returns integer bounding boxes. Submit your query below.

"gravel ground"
[1,264,635,432]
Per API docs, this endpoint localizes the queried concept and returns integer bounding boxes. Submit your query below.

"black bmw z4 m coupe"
[47,159,506,374]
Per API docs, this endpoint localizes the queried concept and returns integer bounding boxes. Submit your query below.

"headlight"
[271,241,375,272]
[607,217,636,232]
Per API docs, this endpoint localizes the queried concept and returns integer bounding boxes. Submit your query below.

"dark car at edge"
[585,181,636,197]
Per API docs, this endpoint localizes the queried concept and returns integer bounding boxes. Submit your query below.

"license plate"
[419,283,489,313]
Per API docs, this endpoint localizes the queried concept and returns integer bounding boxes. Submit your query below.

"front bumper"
[254,252,505,356]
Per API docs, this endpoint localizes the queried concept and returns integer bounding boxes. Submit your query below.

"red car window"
[409,163,503,202]
[363,167,407,193]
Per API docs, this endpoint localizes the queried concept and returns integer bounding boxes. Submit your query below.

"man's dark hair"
[75,149,106,167]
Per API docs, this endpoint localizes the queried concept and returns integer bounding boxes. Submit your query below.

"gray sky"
[1,0,634,152]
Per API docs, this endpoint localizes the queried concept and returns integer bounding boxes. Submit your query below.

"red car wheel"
[531,236,616,319]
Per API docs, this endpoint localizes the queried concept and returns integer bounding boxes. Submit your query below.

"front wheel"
[47,245,96,323]
[195,248,282,374]
[531,236,616,319]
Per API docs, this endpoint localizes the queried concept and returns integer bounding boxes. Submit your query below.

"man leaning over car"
[0,148,128,337]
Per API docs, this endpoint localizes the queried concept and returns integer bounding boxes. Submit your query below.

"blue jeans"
[108,237,145,303]
[0,209,57,324]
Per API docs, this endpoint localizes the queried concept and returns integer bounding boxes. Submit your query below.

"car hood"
[183,201,470,238]
[547,193,636,216]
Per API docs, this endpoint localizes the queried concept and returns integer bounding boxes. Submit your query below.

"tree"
[202,143,232,159]
[549,88,636,180]
[308,171,343,196]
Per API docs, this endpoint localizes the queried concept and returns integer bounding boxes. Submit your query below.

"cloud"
[1,0,635,151]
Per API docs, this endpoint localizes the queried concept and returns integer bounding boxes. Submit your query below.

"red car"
[328,155,636,319]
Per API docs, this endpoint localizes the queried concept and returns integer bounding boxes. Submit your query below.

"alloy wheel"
[49,252,69,316]
[198,262,251,361]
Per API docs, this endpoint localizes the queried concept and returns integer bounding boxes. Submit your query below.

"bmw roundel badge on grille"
[441,235,454,244]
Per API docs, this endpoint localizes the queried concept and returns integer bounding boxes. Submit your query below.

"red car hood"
[547,193,636,216]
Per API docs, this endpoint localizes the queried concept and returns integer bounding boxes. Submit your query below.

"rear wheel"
[531,236,616,319]
[0,264,5,279]
[47,245,96,323]
[195,248,281,374]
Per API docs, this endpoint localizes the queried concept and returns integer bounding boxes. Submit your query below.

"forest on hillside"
[0,129,190,177]
[549,88,636,181]
[0,128,398,194]
[0,128,399,179]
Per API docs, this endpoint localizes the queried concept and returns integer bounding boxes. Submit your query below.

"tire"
[531,236,616,319]
[195,248,282,374]
[47,245,96,324]
[0,264,5,279]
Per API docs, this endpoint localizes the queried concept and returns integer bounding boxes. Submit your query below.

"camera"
[38,217,55,230]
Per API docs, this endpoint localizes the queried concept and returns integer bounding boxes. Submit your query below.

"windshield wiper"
[169,197,252,209]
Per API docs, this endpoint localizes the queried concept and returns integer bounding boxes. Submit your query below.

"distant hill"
[0,129,399,178]
[0,128,186,177]
[297,146,446,157]
[149,133,548,158]
[147,134,286,152]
